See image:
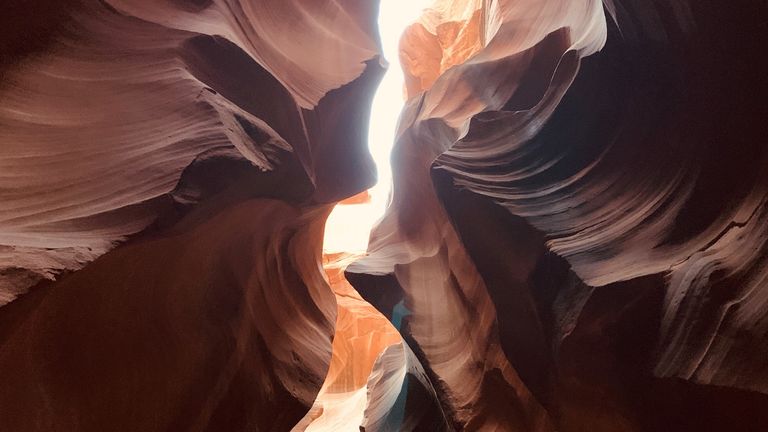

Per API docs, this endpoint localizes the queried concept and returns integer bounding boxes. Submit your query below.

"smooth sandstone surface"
[1,0,767,431]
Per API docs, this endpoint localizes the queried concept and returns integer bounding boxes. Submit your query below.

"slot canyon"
[1,0,767,431]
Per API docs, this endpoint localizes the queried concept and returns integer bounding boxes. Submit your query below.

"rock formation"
[2,0,767,431]
[1,0,383,429]
[351,0,768,430]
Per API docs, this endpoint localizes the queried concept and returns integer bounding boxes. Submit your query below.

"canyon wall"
[1,0,767,431]
[349,0,768,430]
[0,0,385,429]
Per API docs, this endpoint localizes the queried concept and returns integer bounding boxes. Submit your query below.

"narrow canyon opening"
[322,2,433,254]
[2,0,767,431]
[308,2,435,430]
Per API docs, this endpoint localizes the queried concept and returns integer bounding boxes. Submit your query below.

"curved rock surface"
[2,0,768,431]
[0,0,381,300]
[1,0,384,429]
[0,200,336,430]
[349,0,768,430]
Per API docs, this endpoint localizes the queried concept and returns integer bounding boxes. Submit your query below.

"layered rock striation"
[1,0,385,429]
[1,0,767,431]
[349,0,768,430]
